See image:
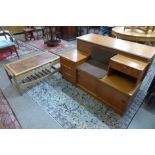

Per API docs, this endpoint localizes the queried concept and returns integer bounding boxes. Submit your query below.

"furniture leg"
[13,45,19,58]
[14,80,23,95]
[4,69,13,84]
[15,40,20,49]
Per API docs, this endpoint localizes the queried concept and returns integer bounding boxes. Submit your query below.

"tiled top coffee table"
[4,52,60,94]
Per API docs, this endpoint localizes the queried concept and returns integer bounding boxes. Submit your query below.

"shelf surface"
[60,49,90,62]
[101,75,139,96]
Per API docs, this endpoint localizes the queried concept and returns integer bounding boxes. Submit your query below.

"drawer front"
[96,80,130,114]
[77,70,98,94]
[61,65,76,76]
[110,60,141,78]
[62,72,76,84]
[60,57,75,68]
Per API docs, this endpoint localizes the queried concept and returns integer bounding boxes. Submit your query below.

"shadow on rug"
[0,89,21,129]
[26,56,155,129]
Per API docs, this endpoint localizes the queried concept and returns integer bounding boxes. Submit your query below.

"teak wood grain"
[101,75,138,96]
[61,34,154,115]
[61,49,90,63]
[77,33,155,61]
[108,54,149,85]
[112,26,155,43]
[4,52,60,93]
[110,54,148,71]
[60,49,90,84]
[5,52,59,76]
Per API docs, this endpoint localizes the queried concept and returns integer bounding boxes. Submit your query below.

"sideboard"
[60,33,155,115]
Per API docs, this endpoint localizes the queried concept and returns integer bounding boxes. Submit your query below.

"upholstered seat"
[77,46,117,79]
[77,60,107,79]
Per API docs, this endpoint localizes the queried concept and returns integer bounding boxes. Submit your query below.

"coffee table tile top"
[5,52,59,76]
[0,40,15,49]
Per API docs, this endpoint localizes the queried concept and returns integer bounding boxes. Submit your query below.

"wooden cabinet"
[60,58,76,84]
[108,54,149,85]
[61,26,78,40]
[60,34,154,115]
[96,78,131,114]
[97,54,149,114]
[60,49,90,84]
[77,33,155,61]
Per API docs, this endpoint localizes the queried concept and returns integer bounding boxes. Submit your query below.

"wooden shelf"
[18,67,59,90]
[61,49,90,63]
[110,54,148,71]
[108,54,149,85]
[101,75,138,96]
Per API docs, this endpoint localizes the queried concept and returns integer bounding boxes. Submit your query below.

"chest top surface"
[77,33,155,61]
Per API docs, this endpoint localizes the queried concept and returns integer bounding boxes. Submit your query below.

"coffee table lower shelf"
[17,67,59,92]
[4,60,60,94]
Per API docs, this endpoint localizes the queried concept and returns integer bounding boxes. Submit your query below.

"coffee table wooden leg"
[13,46,19,59]
[4,69,13,84]
[14,80,23,95]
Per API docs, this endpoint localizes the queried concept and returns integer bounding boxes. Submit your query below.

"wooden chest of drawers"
[60,49,90,84]
[60,59,76,83]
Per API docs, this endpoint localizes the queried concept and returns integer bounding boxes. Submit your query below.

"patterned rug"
[15,34,76,55]
[2,34,153,128]
[24,39,76,55]
[26,57,155,129]
[0,40,40,61]
[0,89,21,129]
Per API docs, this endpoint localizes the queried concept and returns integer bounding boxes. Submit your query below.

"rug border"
[0,88,22,129]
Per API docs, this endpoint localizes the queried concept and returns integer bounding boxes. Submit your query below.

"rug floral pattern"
[15,34,76,56]
[27,56,155,129]
[26,39,76,55]
[0,89,21,129]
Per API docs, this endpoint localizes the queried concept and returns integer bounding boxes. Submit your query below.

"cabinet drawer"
[60,57,75,68]
[96,80,130,114]
[110,60,141,78]
[61,65,76,76]
[77,70,98,94]
[62,72,76,84]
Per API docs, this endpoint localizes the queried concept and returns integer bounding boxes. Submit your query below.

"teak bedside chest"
[60,49,90,84]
